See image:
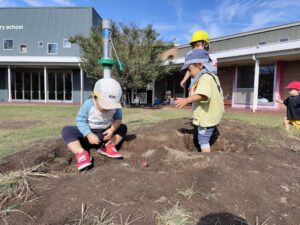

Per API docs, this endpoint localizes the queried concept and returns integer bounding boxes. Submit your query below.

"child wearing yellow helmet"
[190,30,210,49]
[180,30,217,88]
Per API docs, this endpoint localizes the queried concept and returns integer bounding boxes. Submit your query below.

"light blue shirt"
[76,98,122,136]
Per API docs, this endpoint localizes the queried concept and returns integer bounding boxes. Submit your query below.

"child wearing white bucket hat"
[61,78,127,171]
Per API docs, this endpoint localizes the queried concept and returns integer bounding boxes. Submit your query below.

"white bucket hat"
[93,78,122,109]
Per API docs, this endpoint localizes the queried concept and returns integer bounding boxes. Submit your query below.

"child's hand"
[174,98,188,109]
[103,128,113,141]
[180,80,186,88]
[276,99,283,104]
[87,133,100,145]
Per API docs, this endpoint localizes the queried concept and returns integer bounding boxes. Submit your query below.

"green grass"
[223,112,282,128]
[0,105,299,158]
[0,105,191,158]
[224,111,300,136]
[0,105,78,120]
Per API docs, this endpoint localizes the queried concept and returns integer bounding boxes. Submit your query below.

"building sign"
[0,25,24,31]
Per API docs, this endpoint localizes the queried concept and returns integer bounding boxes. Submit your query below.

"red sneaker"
[97,143,123,158]
[76,150,92,171]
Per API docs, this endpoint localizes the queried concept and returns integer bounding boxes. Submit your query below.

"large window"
[10,71,72,101]
[237,65,254,88]
[47,43,58,54]
[258,65,275,103]
[3,39,13,50]
[12,71,44,100]
[48,71,73,101]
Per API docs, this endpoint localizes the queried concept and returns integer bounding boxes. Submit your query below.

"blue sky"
[1,0,300,44]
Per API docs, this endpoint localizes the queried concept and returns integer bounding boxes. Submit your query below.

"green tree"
[70,23,174,104]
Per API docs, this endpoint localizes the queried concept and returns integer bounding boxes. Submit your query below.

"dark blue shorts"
[61,124,127,149]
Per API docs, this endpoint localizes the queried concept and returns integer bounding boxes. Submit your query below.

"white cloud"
[0,0,16,7]
[51,0,74,6]
[148,0,300,44]
[22,0,75,6]
[245,10,285,31]
[188,0,300,41]
[153,23,178,32]
[218,0,251,24]
[22,0,44,6]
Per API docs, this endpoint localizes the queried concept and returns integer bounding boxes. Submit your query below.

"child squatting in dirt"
[61,78,127,171]
[276,81,300,130]
[174,49,224,153]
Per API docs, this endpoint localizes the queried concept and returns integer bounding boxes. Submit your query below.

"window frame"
[63,39,71,48]
[3,38,14,50]
[279,37,289,42]
[38,41,43,47]
[258,41,266,46]
[47,42,58,55]
[19,44,28,53]
[236,65,255,89]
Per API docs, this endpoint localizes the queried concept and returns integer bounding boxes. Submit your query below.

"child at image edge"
[174,49,224,153]
[61,78,127,171]
[276,81,300,130]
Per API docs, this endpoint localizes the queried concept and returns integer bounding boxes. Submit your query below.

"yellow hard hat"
[190,30,209,44]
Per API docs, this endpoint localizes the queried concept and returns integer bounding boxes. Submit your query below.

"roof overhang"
[0,56,81,66]
[178,21,300,48]
[167,39,300,67]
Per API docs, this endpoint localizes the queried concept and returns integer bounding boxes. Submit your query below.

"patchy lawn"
[1,105,299,158]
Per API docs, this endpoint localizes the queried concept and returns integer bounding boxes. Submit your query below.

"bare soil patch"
[0,119,300,225]
[0,120,42,130]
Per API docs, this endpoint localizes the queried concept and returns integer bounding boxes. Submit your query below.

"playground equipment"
[98,19,123,78]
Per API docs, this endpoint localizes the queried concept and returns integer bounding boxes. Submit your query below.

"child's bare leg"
[106,124,127,146]
[67,141,85,154]
[283,117,290,131]
[201,146,211,153]
[107,134,123,145]
[198,126,215,153]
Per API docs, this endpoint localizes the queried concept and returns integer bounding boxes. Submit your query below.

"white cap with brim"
[93,78,122,110]
[180,49,213,71]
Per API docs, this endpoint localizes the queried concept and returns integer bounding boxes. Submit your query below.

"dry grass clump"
[0,163,57,224]
[72,203,143,225]
[155,202,190,225]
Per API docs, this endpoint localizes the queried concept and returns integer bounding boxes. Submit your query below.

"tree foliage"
[70,22,174,102]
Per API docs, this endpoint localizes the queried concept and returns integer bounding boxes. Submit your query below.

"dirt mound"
[0,119,300,225]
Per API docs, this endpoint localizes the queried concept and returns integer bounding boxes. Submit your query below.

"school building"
[155,21,300,111]
[0,7,299,111]
[0,7,101,104]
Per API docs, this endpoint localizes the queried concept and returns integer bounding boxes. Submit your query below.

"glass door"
[40,74,45,100]
[258,65,275,105]
[48,72,56,100]
[31,72,39,100]
[11,73,16,99]
[64,72,72,101]
[24,72,31,100]
[10,70,73,102]
[56,72,64,101]
[15,72,23,99]
[47,71,73,101]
